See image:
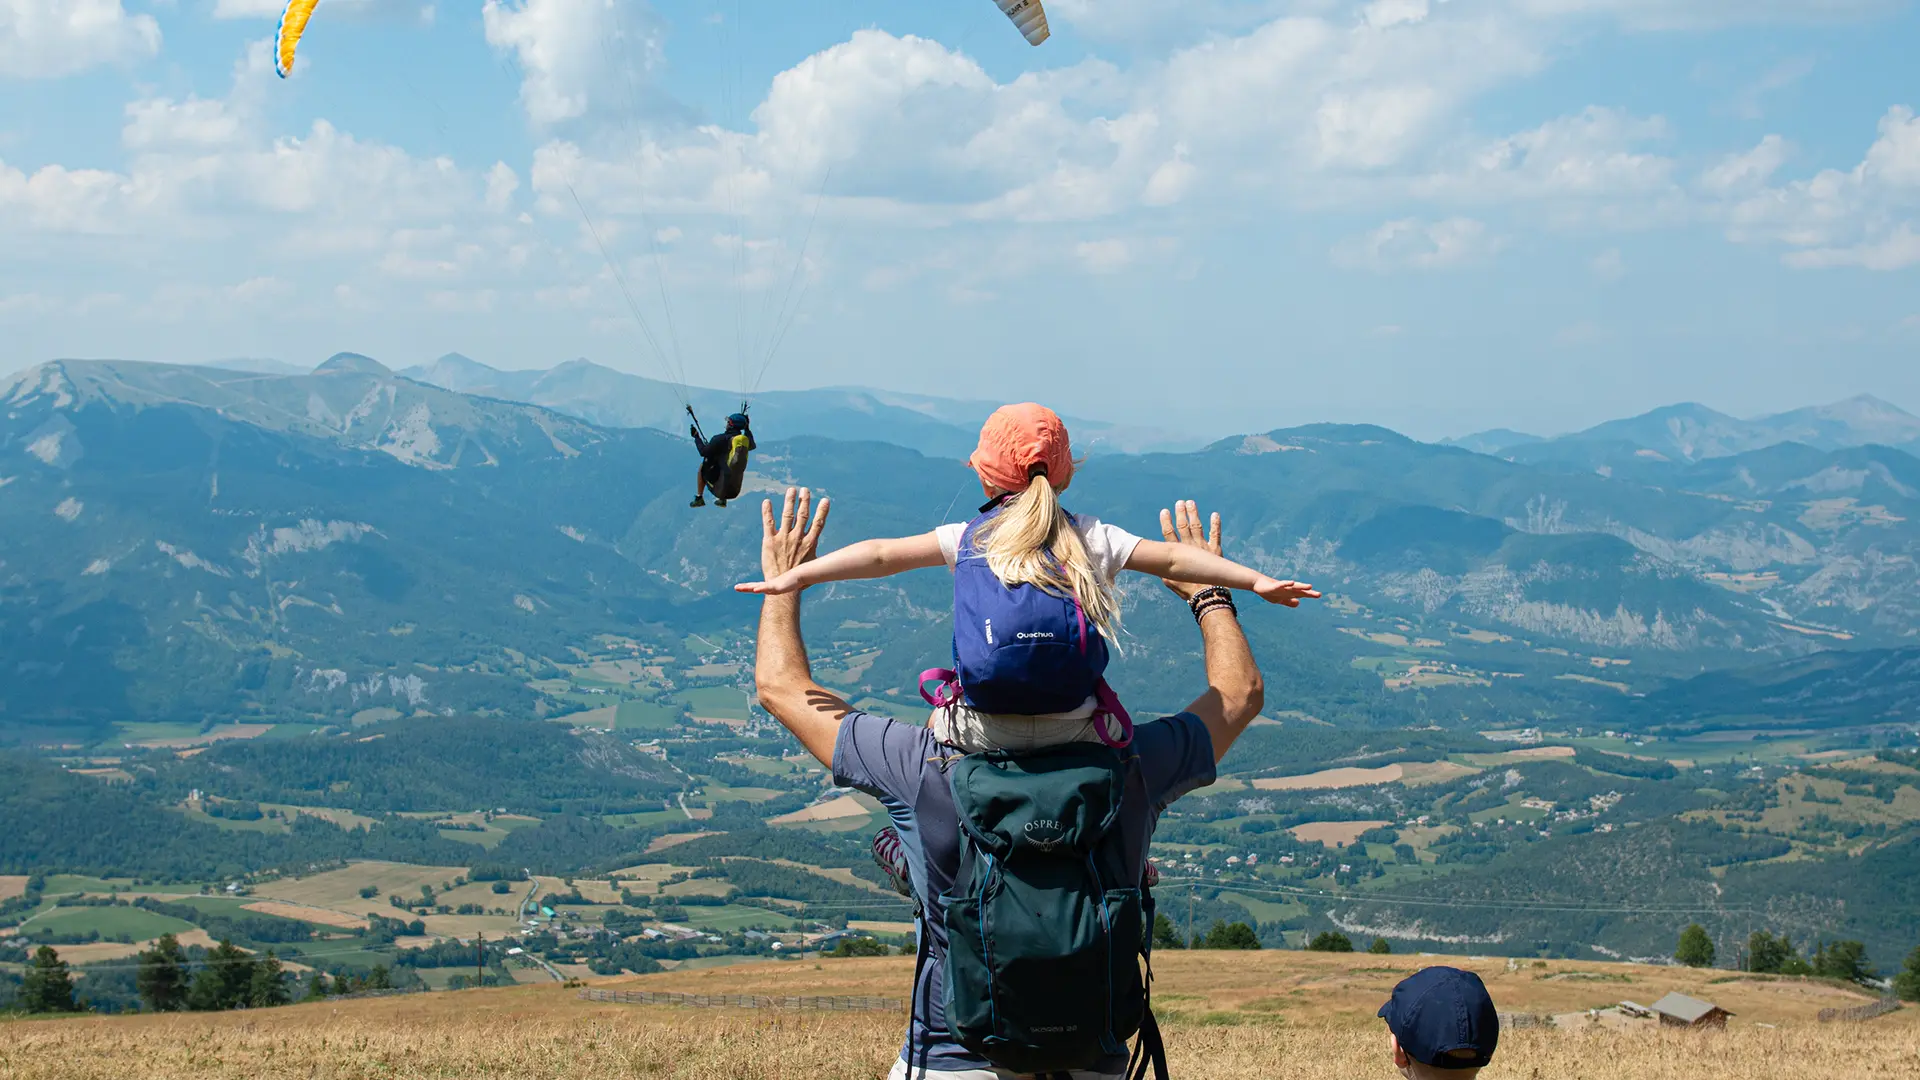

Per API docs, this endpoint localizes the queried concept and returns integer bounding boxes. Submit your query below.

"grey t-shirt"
[832,710,1218,1075]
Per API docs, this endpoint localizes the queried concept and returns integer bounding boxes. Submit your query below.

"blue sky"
[2,1,1917,440]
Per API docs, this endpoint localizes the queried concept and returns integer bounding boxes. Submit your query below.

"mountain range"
[1448,396,1920,464]
[4,355,1920,738]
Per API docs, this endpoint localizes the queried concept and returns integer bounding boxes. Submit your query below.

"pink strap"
[1091,679,1134,749]
[919,669,961,708]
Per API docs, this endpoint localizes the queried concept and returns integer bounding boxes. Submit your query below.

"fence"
[1818,998,1901,1023]
[579,988,903,1012]
[1498,1012,1553,1030]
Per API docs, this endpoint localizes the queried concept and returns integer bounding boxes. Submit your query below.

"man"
[752,487,1267,1080]
[691,412,755,508]
[1378,967,1500,1080]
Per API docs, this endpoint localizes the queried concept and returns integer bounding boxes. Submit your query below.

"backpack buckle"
[918,669,962,708]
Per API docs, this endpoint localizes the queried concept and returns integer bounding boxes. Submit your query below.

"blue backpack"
[920,508,1134,746]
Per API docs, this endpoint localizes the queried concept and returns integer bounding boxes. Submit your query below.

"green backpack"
[937,742,1168,1079]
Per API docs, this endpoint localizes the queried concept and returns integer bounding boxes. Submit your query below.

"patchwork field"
[1254,765,1403,790]
[5,953,1910,1080]
[0,877,27,901]
[768,794,871,824]
[1288,820,1392,848]
[255,861,474,921]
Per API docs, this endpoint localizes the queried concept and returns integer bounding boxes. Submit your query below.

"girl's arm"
[1124,537,1322,607]
[735,531,945,595]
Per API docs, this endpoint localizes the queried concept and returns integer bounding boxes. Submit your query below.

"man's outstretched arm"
[1158,502,1266,764]
[751,488,850,768]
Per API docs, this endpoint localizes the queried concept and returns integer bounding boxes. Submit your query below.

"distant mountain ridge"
[1447,395,1920,463]
[398,353,1198,457]
[6,353,1920,737]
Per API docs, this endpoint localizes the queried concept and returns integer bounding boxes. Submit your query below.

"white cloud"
[483,0,662,126]
[485,162,520,212]
[1699,134,1790,195]
[1511,0,1897,30]
[1074,238,1131,274]
[1421,107,1676,204]
[0,0,160,78]
[1364,0,1432,30]
[1333,217,1500,270]
[1724,106,1920,270]
[1589,247,1625,280]
[124,96,247,151]
[213,0,419,17]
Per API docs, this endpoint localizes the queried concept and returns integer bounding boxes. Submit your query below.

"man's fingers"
[805,496,832,549]
[761,498,777,537]
[779,487,798,533]
[1159,507,1176,543]
[1207,511,1221,552]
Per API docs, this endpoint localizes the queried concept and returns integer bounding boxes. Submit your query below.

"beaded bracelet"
[1189,588,1238,624]
[1187,586,1232,614]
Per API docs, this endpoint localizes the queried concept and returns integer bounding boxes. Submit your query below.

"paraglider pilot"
[691,411,755,508]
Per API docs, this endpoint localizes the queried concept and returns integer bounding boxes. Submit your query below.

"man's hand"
[1157,500,1222,601]
[759,487,830,585]
[751,486,843,768]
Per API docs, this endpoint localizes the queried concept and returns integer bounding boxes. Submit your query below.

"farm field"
[254,862,474,921]
[16,905,195,941]
[2,954,1912,1080]
[1288,820,1391,847]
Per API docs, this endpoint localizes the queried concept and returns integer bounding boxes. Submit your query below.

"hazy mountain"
[7,358,1920,736]
[398,353,1198,457]
[1439,428,1541,455]
[1473,395,1920,465]
[203,357,308,376]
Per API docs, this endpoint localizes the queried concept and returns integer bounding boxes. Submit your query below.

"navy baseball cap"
[1378,966,1499,1069]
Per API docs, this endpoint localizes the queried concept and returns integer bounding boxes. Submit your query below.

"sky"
[2,0,1918,441]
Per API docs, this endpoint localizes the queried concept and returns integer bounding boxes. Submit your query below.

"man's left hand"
[760,487,831,586]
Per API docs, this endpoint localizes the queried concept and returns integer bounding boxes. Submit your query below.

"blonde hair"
[969,473,1121,647]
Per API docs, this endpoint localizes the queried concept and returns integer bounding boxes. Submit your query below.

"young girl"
[736,402,1319,753]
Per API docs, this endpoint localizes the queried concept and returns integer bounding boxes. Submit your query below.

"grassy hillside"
[1,953,1912,1080]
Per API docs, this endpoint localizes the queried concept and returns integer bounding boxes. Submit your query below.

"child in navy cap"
[1378,966,1500,1079]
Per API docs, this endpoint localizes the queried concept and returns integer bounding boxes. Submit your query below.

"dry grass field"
[3,952,1915,1080]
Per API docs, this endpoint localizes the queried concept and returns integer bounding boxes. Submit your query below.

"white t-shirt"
[933,513,1143,583]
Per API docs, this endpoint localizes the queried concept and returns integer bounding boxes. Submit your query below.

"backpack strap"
[918,669,961,709]
[1090,679,1135,749]
[906,896,933,1080]
[1126,1007,1169,1080]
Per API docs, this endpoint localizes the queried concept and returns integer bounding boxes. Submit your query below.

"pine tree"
[247,951,290,1008]
[1810,940,1871,984]
[302,972,331,1002]
[1200,921,1261,950]
[1307,931,1354,953]
[1894,945,1920,1003]
[1675,924,1715,968]
[1369,938,1392,955]
[137,934,190,1012]
[20,946,78,1014]
[1150,914,1185,951]
[188,940,258,1012]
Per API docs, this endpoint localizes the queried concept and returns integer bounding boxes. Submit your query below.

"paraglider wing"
[994,0,1050,45]
[275,0,321,79]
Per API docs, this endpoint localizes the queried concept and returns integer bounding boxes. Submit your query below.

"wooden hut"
[1651,992,1733,1030]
